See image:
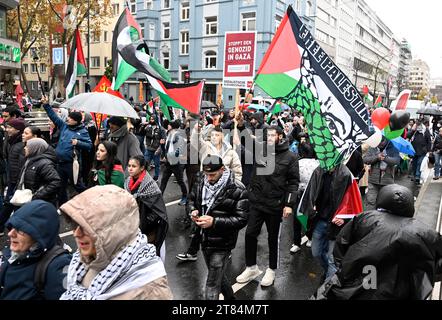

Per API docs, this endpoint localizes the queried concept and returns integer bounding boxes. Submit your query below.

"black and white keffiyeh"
[201,168,230,214]
[60,231,166,300]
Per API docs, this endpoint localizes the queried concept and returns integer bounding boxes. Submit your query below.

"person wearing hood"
[42,97,92,206]
[248,112,269,141]
[59,185,173,300]
[0,200,72,300]
[18,138,61,205]
[236,125,299,287]
[0,118,26,235]
[107,116,142,171]
[320,184,442,300]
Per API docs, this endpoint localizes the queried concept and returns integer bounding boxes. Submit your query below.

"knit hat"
[68,111,83,125]
[26,138,48,158]
[7,118,25,132]
[108,116,126,128]
[202,154,224,173]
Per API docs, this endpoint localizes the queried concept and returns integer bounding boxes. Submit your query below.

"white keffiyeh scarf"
[201,168,230,214]
[60,232,166,300]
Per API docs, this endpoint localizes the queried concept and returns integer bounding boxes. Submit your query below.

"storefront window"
[0,8,6,38]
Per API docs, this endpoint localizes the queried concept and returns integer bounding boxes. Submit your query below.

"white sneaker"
[260,268,275,287]
[290,244,301,253]
[306,240,312,248]
[236,265,261,283]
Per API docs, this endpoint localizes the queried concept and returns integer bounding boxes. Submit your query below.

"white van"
[390,99,424,120]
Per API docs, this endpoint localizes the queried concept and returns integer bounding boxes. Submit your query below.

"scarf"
[128,170,146,192]
[201,168,231,214]
[124,171,161,199]
[60,232,166,300]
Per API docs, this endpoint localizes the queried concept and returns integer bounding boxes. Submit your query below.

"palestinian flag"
[255,5,370,170]
[374,95,382,108]
[147,74,204,115]
[112,8,171,90]
[65,29,87,99]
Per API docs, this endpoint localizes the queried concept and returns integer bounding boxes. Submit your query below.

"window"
[91,56,100,68]
[92,31,100,43]
[52,34,62,45]
[180,31,189,55]
[0,8,5,38]
[275,15,282,31]
[149,24,155,40]
[205,16,217,35]
[145,0,153,9]
[104,31,108,42]
[23,64,28,73]
[163,0,170,8]
[204,51,217,69]
[241,12,256,31]
[31,82,36,91]
[330,17,337,27]
[163,22,170,39]
[40,64,46,73]
[315,29,327,43]
[140,23,145,38]
[112,3,119,15]
[129,0,136,14]
[31,63,37,73]
[329,36,336,46]
[181,1,190,21]
[104,57,109,67]
[317,8,328,22]
[179,65,188,83]
[163,52,170,70]
[294,0,301,13]
[306,1,313,16]
[206,0,216,2]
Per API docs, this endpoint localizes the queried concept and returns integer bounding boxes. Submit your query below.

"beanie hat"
[108,116,126,128]
[202,154,224,173]
[26,138,48,158]
[68,112,83,125]
[7,118,25,132]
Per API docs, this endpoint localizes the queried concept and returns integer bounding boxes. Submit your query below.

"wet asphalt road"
[0,167,419,300]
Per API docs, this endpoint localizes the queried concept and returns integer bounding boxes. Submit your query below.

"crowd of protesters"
[0,95,441,301]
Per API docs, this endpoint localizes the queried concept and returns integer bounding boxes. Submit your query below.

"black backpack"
[34,238,70,297]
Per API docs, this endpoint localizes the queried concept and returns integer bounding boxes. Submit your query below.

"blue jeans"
[311,219,337,279]
[202,249,234,300]
[435,152,442,177]
[145,149,161,179]
[412,155,425,182]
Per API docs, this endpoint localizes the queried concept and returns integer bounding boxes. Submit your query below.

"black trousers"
[159,163,187,196]
[245,206,282,270]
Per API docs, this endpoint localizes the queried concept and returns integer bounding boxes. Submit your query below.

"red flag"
[93,76,124,99]
[15,84,24,111]
[362,85,369,96]
[333,179,363,219]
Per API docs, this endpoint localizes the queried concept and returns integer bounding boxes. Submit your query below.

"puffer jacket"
[145,124,165,152]
[188,171,249,250]
[248,139,299,214]
[5,133,25,184]
[0,200,72,300]
[363,142,401,185]
[190,128,243,181]
[43,104,92,163]
[20,147,61,204]
[329,208,442,299]
[59,185,172,300]
[408,127,432,156]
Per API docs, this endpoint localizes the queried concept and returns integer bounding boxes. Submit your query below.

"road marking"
[166,199,181,207]
[60,230,73,238]
[220,236,311,299]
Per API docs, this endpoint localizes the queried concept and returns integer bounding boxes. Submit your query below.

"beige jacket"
[60,185,173,300]
[190,128,242,181]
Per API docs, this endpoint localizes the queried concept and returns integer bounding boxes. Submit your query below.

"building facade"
[409,59,430,98]
[134,0,316,105]
[0,0,21,97]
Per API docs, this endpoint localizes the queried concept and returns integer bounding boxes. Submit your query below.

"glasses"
[61,212,83,233]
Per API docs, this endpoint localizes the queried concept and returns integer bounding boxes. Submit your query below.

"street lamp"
[31,48,46,98]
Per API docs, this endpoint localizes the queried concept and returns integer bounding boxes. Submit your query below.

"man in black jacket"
[236,125,299,287]
[408,119,432,185]
[144,117,166,181]
[188,155,248,300]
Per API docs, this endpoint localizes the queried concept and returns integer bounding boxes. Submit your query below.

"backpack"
[34,237,70,297]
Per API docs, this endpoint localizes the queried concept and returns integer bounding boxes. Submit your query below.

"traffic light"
[184,71,190,84]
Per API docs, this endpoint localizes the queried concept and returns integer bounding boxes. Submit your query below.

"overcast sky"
[364,0,442,78]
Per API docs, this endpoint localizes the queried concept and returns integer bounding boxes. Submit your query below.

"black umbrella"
[416,107,442,116]
[201,100,217,109]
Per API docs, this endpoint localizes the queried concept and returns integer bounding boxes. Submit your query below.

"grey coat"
[363,142,400,186]
[108,124,143,169]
